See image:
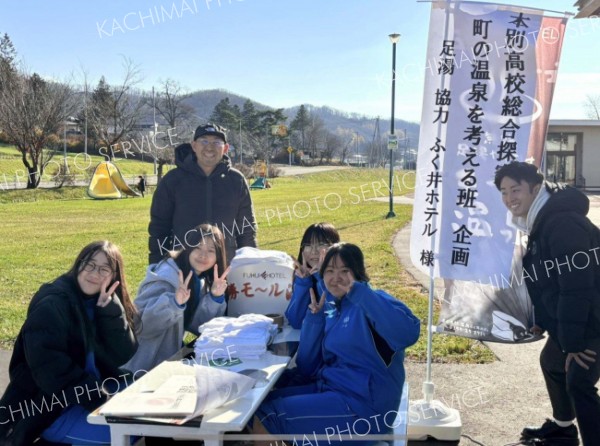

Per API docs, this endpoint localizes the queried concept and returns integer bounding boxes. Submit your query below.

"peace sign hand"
[97,277,119,308]
[175,270,193,306]
[337,271,356,297]
[294,257,310,279]
[211,264,231,297]
[309,289,326,314]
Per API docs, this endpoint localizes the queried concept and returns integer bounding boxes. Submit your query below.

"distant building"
[573,0,600,18]
[546,120,600,189]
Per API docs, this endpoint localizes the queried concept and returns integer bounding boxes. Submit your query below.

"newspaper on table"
[100,361,256,424]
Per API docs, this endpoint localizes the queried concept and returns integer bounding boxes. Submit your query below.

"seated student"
[0,241,138,445]
[285,222,340,329]
[123,223,229,374]
[253,243,421,445]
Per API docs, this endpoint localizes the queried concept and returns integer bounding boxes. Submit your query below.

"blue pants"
[256,383,389,446]
[41,404,110,445]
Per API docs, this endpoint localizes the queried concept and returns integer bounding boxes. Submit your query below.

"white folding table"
[87,326,300,446]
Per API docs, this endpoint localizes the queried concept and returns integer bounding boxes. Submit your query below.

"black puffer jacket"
[523,183,600,352]
[148,144,257,264]
[0,274,137,445]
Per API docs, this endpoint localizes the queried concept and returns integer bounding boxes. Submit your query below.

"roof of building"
[549,119,600,127]
[574,0,600,18]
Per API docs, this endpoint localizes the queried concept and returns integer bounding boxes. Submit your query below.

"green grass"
[0,144,165,183]
[0,168,494,363]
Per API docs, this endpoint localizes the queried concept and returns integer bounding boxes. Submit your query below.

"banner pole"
[407,0,461,440]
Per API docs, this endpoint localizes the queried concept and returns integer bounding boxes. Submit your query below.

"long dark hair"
[68,240,137,328]
[171,224,227,327]
[319,242,370,283]
[297,222,340,265]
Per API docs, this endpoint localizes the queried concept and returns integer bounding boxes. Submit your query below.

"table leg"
[203,432,224,446]
[110,425,131,446]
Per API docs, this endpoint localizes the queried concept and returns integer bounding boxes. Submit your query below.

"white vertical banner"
[410,2,568,342]
[411,1,568,283]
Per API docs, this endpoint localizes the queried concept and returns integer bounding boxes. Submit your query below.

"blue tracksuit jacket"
[296,281,421,418]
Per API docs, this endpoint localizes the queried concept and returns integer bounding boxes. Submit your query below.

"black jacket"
[148,144,257,264]
[0,274,137,445]
[523,183,600,352]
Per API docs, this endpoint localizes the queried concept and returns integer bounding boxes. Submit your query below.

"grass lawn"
[0,168,494,363]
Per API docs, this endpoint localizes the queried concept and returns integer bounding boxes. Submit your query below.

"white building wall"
[547,123,600,188]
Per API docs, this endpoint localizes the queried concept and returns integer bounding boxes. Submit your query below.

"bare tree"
[305,115,326,162]
[584,94,600,119]
[322,132,342,163]
[154,78,194,130]
[150,79,194,181]
[87,58,146,158]
[336,127,358,164]
[0,67,76,188]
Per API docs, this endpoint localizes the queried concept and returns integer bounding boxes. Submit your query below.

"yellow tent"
[87,161,141,199]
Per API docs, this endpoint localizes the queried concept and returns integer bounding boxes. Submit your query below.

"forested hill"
[185,88,420,148]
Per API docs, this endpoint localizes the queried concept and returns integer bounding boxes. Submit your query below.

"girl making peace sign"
[254,243,420,445]
[0,241,138,445]
[285,222,340,329]
[123,223,229,374]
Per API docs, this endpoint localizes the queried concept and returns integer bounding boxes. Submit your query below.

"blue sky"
[1,0,599,122]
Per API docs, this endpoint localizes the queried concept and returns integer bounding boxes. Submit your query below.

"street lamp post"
[386,33,400,219]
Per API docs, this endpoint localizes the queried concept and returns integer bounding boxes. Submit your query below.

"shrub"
[233,163,253,179]
[50,163,77,188]
[267,165,282,178]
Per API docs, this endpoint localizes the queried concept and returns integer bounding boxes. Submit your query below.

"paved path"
[272,164,352,177]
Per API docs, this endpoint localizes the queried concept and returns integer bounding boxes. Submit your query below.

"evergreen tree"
[290,104,310,150]
[209,98,239,130]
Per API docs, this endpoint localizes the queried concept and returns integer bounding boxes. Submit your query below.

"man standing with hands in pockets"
[495,161,600,446]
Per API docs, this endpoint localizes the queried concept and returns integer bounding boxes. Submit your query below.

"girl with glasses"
[123,223,229,374]
[285,222,340,329]
[0,241,138,445]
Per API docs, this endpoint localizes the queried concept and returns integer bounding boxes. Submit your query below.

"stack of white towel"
[194,314,278,360]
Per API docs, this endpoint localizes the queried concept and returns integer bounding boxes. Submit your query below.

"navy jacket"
[523,183,600,352]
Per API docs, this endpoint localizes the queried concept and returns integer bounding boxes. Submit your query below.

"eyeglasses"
[196,139,225,148]
[302,243,330,253]
[81,261,114,278]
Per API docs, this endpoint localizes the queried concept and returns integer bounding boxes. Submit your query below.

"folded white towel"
[195,314,277,359]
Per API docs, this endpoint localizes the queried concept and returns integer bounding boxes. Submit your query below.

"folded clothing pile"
[194,314,278,359]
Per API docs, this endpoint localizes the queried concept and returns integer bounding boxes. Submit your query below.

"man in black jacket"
[148,123,257,265]
[495,161,600,446]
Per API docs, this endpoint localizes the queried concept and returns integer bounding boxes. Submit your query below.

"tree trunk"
[157,160,165,183]
[26,166,37,189]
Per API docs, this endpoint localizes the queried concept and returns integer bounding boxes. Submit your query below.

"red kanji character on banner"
[227,283,238,300]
